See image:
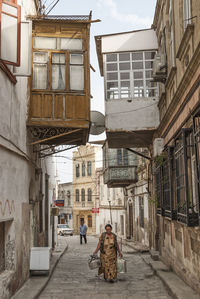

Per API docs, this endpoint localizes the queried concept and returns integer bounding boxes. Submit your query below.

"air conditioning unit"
[152,53,167,82]
[153,138,164,157]
[30,247,51,274]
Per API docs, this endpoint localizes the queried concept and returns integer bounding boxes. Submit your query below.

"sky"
[47,0,157,183]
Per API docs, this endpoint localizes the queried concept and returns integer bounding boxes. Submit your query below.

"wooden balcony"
[27,16,92,146]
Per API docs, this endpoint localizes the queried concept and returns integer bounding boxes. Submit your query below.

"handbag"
[88,255,101,270]
[117,258,127,273]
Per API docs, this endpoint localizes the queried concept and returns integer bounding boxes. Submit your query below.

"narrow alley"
[39,236,172,299]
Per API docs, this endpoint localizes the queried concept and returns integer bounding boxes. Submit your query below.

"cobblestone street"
[39,236,172,299]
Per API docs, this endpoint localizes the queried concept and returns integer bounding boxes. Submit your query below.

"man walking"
[80,219,88,244]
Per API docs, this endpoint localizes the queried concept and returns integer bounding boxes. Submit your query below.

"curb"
[142,255,200,299]
[12,243,68,299]
[35,244,69,299]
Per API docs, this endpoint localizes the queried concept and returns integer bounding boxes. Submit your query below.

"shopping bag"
[88,255,101,270]
[117,258,127,273]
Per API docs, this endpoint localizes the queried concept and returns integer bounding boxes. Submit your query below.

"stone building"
[72,144,102,235]
[151,0,200,292]
[0,1,94,297]
[126,151,151,247]
[57,182,73,228]
[95,168,126,239]
[0,1,57,298]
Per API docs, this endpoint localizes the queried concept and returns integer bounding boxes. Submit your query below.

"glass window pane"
[132,61,143,69]
[107,63,117,71]
[52,65,65,90]
[33,64,47,89]
[146,80,157,87]
[2,3,18,16]
[107,82,118,89]
[145,70,153,78]
[133,88,144,97]
[132,52,143,60]
[120,72,130,80]
[60,38,82,50]
[119,62,130,70]
[107,72,118,80]
[107,91,119,99]
[145,52,155,59]
[119,53,130,61]
[146,89,157,97]
[70,54,83,64]
[34,37,56,49]
[145,61,153,69]
[133,71,143,79]
[121,81,130,87]
[134,80,143,87]
[107,54,117,62]
[52,53,65,64]
[33,52,48,63]
[70,66,84,90]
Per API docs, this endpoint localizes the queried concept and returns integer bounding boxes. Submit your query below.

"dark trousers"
[80,234,87,244]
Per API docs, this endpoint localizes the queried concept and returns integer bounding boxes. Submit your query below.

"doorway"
[129,203,133,239]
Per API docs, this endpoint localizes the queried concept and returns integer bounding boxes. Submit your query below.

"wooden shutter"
[0,0,21,66]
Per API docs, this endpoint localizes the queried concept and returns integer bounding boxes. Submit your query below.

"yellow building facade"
[72,144,102,235]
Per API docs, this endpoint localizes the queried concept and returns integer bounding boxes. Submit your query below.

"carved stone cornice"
[158,92,166,110]
[165,66,177,89]
[157,41,200,138]
[176,24,194,60]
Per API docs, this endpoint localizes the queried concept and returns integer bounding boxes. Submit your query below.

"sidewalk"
[142,255,200,299]
[123,239,199,299]
[12,237,68,299]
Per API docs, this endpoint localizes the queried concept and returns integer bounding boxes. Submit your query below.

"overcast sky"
[49,0,157,183]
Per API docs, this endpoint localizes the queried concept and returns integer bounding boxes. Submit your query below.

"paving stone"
[39,236,172,299]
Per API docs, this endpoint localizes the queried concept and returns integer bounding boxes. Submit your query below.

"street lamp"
[108,199,112,224]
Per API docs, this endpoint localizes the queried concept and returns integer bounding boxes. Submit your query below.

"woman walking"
[93,224,123,282]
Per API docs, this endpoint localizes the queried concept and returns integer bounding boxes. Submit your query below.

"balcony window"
[105,51,158,99]
[81,188,85,201]
[88,188,92,202]
[52,53,65,90]
[32,37,84,91]
[33,52,48,89]
[76,189,79,202]
[70,54,84,91]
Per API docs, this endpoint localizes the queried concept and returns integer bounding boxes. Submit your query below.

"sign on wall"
[56,200,64,207]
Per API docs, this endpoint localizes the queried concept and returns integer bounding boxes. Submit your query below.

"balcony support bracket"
[126,148,151,160]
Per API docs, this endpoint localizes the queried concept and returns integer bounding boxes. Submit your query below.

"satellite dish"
[90,111,105,135]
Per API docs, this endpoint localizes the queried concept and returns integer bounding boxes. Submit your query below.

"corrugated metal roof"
[32,15,91,22]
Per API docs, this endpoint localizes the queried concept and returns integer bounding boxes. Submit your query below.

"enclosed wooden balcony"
[103,142,138,188]
[27,15,93,146]
[95,29,160,148]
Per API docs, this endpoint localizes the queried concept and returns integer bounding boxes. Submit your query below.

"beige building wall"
[152,0,200,293]
[72,144,102,235]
